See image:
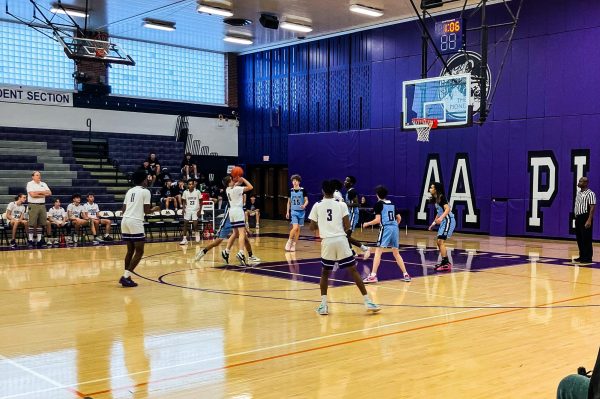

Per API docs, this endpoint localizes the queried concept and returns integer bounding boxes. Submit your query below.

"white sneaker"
[290,242,296,252]
[316,303,329,315]
[195,249,206,261]
[255,224,260,229]
[363,274,378,283]
[179,237,188,245]
[362,247,371,260]
[403,273,412,282]
[365,300,381,313]
[195,232,200,242]
[285,240,292,251]
[248,255,261,264]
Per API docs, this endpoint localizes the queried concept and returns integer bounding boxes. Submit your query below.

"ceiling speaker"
[259,13,279,29]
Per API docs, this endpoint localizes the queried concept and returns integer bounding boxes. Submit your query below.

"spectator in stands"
[84,193,113,242]
[215,194,228,211]
[358,196,375,226]
[26,171,52,248]
[160,178,176,210]
[6,193,28,249]
[67,193,92,245]
[147,152,161,177]
[180,152,198,181]
[208,183,220,201]
[141,161,156,187]
[172,180,186,209]
[46,198,69,247]
[245,194,261,229]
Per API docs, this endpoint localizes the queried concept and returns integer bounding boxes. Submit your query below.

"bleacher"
[0,128,186,213]
[107,136,186,179]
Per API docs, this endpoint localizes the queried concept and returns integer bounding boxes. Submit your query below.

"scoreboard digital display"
[434,18,464,55]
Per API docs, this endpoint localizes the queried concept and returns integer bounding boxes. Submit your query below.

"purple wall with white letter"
[239,0,600,239]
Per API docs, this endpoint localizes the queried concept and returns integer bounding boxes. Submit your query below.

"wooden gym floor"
[1,220,599,398]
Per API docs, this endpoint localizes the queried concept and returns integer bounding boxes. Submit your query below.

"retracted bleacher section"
[107,136,185,178]
[0,128,185,213]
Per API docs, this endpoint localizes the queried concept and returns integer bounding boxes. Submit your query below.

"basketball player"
[180,180,202,245]
[285,175,308,252]
[343,176,371,259]
[332,179,345,202]
[46,198,69,247]
[428,182,455,272]
[67,194,91,245]
[84,193,113,243]
[308,180,380,315]
[362,185,411,283]
[119,170,160,287]
[226,174,254,265]
[6,193,28,249]
[195,176,260,264]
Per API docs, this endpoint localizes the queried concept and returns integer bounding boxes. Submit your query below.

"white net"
[412,118,436,142]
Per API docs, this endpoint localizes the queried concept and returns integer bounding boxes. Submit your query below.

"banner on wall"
[0,85,73,107]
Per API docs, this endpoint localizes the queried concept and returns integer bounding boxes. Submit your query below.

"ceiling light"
[280,20,313,33]
[197,2,234,17]
[50,4,88,18]
[349,4,384,17]
[224,35,253,45]
[143,18,176,31]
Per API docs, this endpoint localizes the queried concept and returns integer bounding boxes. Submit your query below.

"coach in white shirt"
[26,171,52,246]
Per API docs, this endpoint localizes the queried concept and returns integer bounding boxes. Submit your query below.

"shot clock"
[434,18,464,55]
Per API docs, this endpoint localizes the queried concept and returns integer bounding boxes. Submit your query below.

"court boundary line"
[0,353,85,399]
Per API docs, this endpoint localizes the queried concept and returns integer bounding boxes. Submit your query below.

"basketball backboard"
[56,34,135,66]
[402,73,472,129]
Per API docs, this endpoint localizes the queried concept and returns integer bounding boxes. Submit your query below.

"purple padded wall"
[240,0,600,239]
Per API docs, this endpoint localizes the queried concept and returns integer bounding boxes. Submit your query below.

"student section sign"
[0,85,73,107]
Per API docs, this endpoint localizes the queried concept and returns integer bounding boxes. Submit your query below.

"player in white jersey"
[84,193,113,243]
[308,180,380,316]
[119,170,160,287]
[180,180,202,245]
[6,193,28,249]
[225,175,254,265]
[46,198,68,247]
[67,193,91,245]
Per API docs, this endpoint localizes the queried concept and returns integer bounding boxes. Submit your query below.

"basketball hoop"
[412,118,438,142]
[95,47,107,58]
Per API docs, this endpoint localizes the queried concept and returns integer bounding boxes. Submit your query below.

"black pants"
[575,213,593,260]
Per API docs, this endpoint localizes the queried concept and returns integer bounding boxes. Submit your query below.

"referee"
[574,176,596,263]
[26,171,52,248]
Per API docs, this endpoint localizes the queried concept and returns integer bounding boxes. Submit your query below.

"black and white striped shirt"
[574,189,596,216]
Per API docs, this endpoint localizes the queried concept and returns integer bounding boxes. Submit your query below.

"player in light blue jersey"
[428,182,455,272]
[285,174,308,252]
[362,186,410,283]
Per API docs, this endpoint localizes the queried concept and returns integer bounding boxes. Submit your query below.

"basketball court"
[1,0,599,397]
[1,223,598,398]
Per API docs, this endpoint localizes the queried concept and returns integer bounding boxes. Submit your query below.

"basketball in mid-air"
[231,166,244,180]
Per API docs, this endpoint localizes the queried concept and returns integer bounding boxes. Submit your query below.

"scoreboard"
[434,18,464,55]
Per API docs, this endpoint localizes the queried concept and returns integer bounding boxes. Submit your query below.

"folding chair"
[97,210,114,240]
[199,201,215,238]
[160,209,178,238]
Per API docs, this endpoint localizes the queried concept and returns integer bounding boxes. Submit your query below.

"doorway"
[247,165,288,220]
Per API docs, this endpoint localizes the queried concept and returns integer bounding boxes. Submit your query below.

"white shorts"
[121,217,145,241]
[229,207,245,228]
[184,210,199,221]
[320,236,355,269]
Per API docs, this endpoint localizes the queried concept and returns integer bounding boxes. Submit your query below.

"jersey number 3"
[326,209,332,221]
